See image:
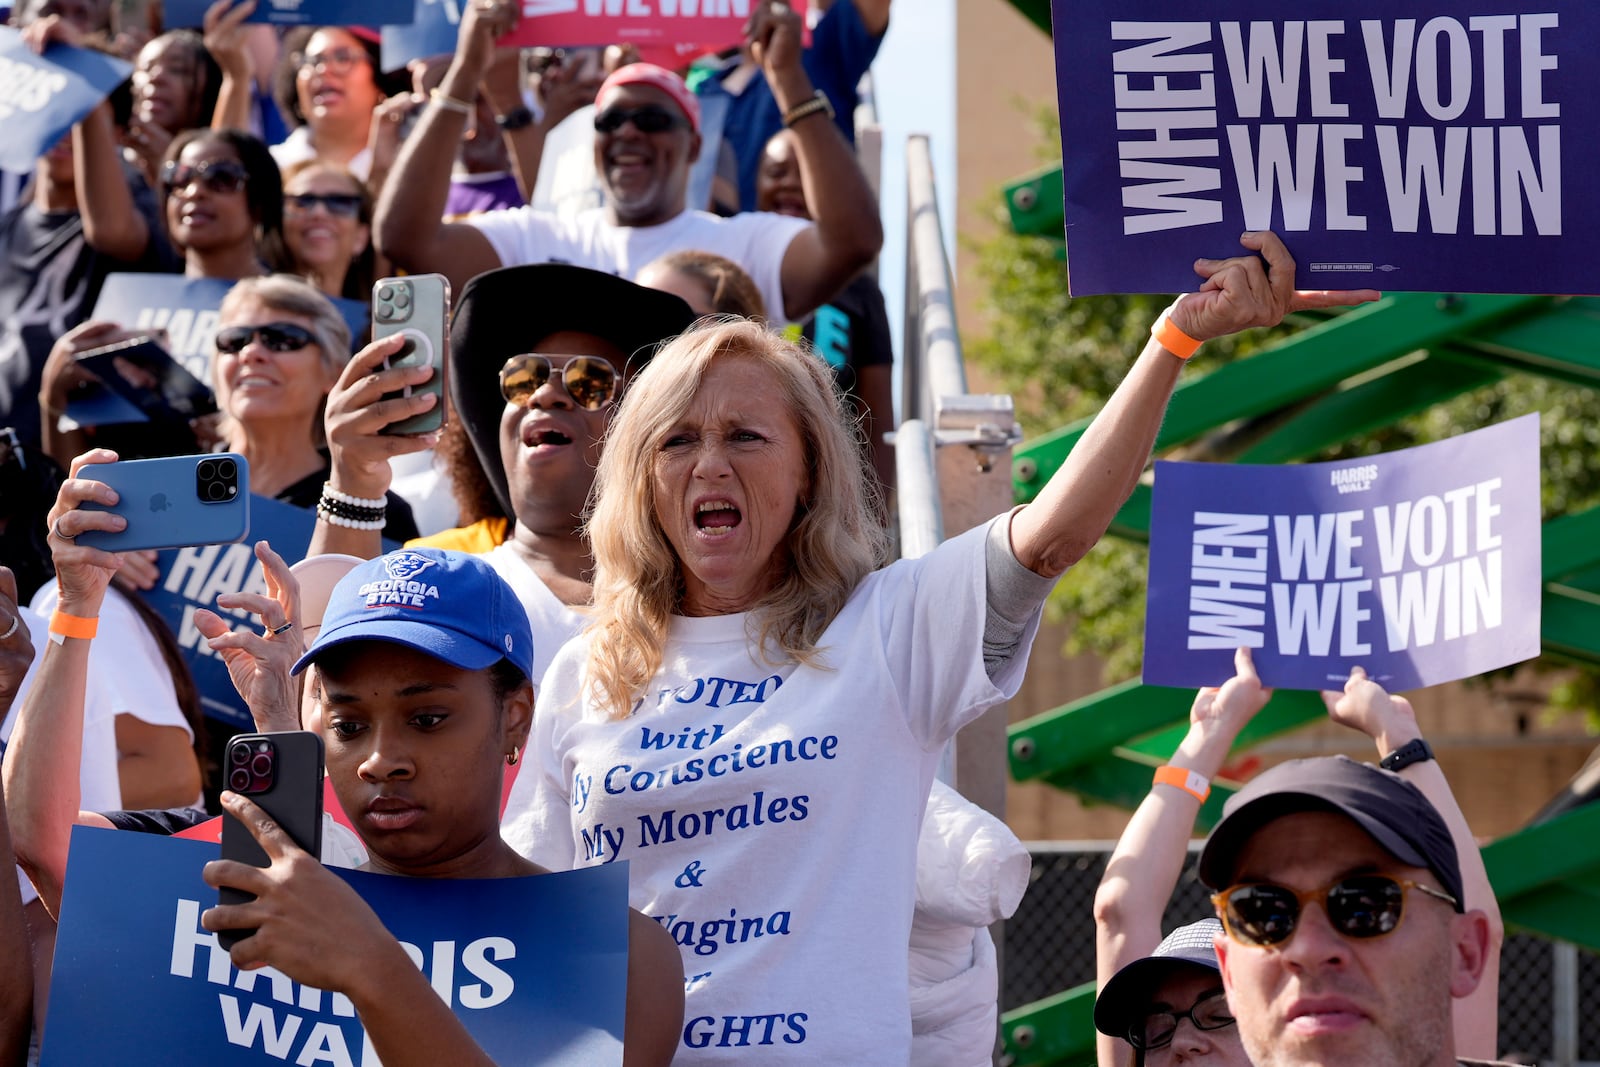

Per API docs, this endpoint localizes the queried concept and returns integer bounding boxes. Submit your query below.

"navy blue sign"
[1052,1,1597,295]
[139,495,397,729]
[0,29,131,172]
[93,274,371,385]
[1143,415,1542,691]
[163,0,412,28]
[382,0,461,69]
[42,827,627,1065]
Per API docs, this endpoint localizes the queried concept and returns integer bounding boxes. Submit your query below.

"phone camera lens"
[197,459,216,480]
[217,458,237,480]
[251,753,273,777]
[230,744,250,765]
[205,481,226,501]
[229,767,252,791]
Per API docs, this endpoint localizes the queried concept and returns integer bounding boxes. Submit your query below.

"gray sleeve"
[984,511,1058,678]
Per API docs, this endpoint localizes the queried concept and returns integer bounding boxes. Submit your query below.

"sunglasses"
[296,47,368,76]
[593,104,688,135]
[1212,874,1458,948]
[1130,990,1234,1051]
[162,159,249,196]
[499,354,618,412]
[215,322,316,355]
[285,192,363,219]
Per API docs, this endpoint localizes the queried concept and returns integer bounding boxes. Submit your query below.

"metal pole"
[1552,939,1577,1066]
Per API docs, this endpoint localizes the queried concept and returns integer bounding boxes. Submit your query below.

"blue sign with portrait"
[1051,0,1597,295]
[41,827,628,1065]
[1143,415,1542,691]
[0,29,131,172]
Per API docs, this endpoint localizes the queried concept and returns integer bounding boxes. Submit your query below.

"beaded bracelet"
[322,483,386,510]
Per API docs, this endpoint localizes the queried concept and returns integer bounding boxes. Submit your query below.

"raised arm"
[2,450,128,917]
[489,50,592,206]
[1010,231,1380,578]
[758,2,883,321]
[1322,667,1503,1059]
[74,102,154,262]
[203,0,258,132]
[1093,647,1270,1067]
[371,2,506,295]
[0,568,37,1067]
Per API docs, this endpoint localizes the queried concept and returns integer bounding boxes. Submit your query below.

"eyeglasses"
[593,104,688,135]
[0,426,24,472]
[215,322,316,355]
[161,159,249,196]
[1212,874,1458,948]
[1129,990,1235,1051]
[499,354,618,411]
[296,47,368,76]
[285,192,363,219]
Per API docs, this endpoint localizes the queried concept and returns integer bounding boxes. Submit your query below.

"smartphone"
[75,453,250,553]
[372,274,450,436]
[217,731,326,951]
[74,336,218,424]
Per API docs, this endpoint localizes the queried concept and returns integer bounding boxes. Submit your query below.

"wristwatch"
[495,106,536,131]
[1379,737,1434,772]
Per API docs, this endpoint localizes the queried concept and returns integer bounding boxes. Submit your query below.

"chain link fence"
[1004,845,1600,1063]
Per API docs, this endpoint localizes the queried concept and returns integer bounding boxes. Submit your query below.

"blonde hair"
[584,320,886,717]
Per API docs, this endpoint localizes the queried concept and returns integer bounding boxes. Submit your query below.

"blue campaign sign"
[1143,415,1542,692]
[0,29,131,173]
[139,495,398,729]
[1051,1,1598,296]
[42,827,627,1065]
[163,0,413,28]
[94,274,371,385]
[382,0,462,70]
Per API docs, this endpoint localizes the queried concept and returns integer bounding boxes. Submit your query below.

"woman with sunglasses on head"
[271,159,380,300]
[1092,649,1501,1066]
[270,26,400,184]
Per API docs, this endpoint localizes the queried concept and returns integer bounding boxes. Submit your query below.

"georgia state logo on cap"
[358,551,442,611]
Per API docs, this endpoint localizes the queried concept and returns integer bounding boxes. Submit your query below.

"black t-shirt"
[799,272,893,401]
[0,169,175,449]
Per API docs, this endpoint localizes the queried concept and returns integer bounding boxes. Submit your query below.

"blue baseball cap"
[292,548,533,679]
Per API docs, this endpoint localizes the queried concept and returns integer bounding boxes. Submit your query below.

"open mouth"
[526,427,573,448]
[695,500,742,534]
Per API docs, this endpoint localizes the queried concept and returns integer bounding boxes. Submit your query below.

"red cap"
[596,62,701,134]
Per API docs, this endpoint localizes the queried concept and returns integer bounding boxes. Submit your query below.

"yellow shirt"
[406,516,510,555]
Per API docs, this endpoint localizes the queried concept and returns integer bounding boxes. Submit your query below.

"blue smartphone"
[76,453,251,552]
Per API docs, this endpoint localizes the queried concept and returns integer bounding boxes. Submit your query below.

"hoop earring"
[506,746,520,767]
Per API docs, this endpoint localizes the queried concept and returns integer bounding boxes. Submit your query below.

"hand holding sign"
[192,540,305,733]
[1190,646,1274,740]
[202,0,258,82]
[1170,231,1381,343]
[1321,665,1420,758]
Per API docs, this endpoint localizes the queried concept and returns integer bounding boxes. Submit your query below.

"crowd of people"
[0,0,1523,1065]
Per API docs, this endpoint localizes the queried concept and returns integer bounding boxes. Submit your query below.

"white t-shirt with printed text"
[500,520,1039,1064]
[465,206,809,326]
[478,542,587,689]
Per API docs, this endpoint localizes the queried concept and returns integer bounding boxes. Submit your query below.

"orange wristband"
[1151,311,1202,360]
[1153,764,1210,803]
[48,609,98,641]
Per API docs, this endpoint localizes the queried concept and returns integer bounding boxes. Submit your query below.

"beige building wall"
[951,0,1597,846]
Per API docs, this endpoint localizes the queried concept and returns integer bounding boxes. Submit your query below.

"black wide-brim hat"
[449,264,698,518]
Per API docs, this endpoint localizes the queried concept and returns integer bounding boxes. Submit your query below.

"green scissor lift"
[988,13,1600,1057]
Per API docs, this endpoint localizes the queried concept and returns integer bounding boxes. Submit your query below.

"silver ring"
[266,620,294,637]
[50,517,75,542]
[0,613,18,641]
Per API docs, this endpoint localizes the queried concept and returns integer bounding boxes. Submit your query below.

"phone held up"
[76,453,250,553]
[217,731,326,951]
[373,273,450,436]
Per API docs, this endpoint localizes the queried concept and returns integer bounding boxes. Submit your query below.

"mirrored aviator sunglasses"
[215,322,316,355]
[499,354,618,411]
[161,159,249,195]
[1212,874,1458,948]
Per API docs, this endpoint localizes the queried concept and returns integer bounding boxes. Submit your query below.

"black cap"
[449,264,698,518]
[1093,918,1223,1039]
[1197,755,1464,911]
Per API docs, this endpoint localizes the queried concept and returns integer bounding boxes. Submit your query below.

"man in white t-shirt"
[374,0,881,325]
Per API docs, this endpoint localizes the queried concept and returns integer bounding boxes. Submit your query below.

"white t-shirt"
[466,206,810,326]
[478,542,587,689]
[269,126,374,182]
[500,520,1039,1064]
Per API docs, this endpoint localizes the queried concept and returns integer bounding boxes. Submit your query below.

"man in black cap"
[310,263,696,686]
[1199,753,1510,1067]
